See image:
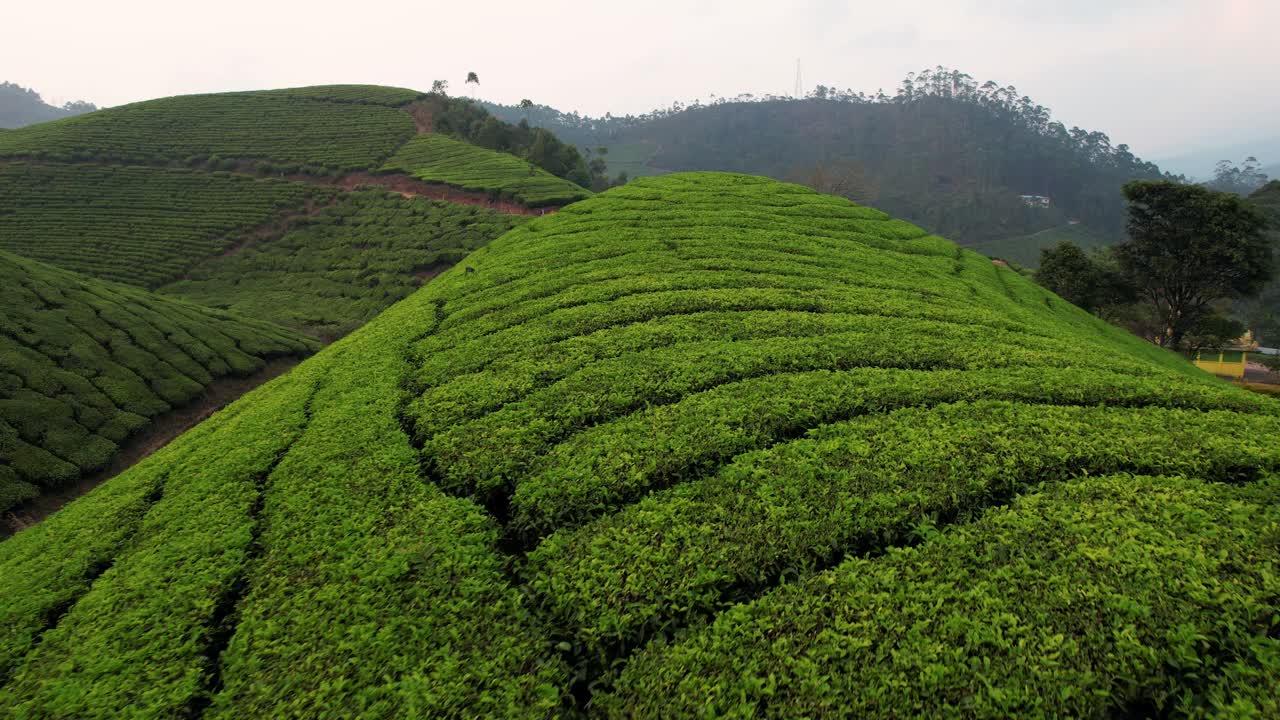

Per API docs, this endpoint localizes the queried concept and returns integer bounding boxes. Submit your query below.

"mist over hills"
[0,82,96,129]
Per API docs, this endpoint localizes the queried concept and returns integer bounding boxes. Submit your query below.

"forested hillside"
[0,82,95,129]
[486,67,1172,248]
[3,174,1277,717]
[0,251,316,516]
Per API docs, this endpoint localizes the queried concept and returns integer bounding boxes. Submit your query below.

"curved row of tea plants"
[0,91,415,170]
[0,251,317,513]
[162,191,525,338]
[0,162,324,287]
[380,133,592,207]
[1,173,1277,717]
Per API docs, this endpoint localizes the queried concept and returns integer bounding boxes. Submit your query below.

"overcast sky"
[6,0,1277,162]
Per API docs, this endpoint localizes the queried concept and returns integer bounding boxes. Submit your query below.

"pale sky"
[5,0,1277,161]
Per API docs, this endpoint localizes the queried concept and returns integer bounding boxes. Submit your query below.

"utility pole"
[794,58,803,98]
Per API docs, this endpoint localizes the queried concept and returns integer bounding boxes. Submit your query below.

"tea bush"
[2,173,1277,717]
[0,90,415,170]
[161,191,524,337]
[0,251,316,513]
[0,162,322,286]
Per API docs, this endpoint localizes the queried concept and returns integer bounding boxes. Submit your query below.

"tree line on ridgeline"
[0,81,95,129]
[484,67,1181,245]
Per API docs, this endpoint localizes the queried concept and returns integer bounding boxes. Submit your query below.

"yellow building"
[1192,349,1249,379]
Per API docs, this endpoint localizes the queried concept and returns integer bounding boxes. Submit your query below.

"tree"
[1208,157,1269,196]
[431,79,449,95]
[465,72,479,88]
[1115,181,1272,349]
[1035,241,1134,318]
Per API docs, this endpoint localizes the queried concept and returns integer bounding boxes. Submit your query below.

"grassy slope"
[380,133,592,207]
[0,88,415,170]
[0,251,317,513]
[966,222,1111,267]
[0,162,324,286]
[161,191,525,338]
[1,173,1278,718]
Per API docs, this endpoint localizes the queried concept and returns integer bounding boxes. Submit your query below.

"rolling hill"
[0,86,590,336]
[2,173,1277,717]
[0,250,317,517]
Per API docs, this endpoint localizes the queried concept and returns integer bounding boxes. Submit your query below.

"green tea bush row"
[0,92,415,170]
[0,162,322,287]
[161,191,523,338]
[599,474,1280,718]
[527,401,1280,661]
[380,133,592,207]
[0,251,316,511]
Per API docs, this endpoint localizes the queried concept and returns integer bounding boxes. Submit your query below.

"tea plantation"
[0,162,324,286]
[162,191,525,338]
[381,133,593,207]
[2,173,1278,718]
[0,88,416,170]
[0,251,317,514]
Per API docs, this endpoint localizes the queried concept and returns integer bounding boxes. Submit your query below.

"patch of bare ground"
[1245,362,1280,385]
[1,357,301,538]
[335,171,556,215]
[404,101,435,134]
[413,262,453,285]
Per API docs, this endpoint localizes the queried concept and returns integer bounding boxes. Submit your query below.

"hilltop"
[0,82,96,129]
[0,251,316,523]
[485,68,1172,254]
[2,173,1277,717]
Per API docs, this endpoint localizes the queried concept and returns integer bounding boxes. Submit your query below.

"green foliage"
[415,94,602,188]
[0,90,415,170]
[380,133,592,207]
[161,191,524,338]
[1119,180,1274,348]
[0,251,316,512]
[2,173,1278,716]
[601,474,1280,718]
[1034,240,1134,316]
[0,162,323,287]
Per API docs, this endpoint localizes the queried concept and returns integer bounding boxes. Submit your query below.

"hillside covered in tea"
[1,173,1277,718]
[0,251,316,515]
[0,85,586,336]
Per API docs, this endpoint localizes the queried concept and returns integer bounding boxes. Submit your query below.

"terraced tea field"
[162,191,525,337]
[381,133,592,207]
[1,173,1277,718]
[0,162,323,286]
[0,89,415,171]
[0,251,317,515]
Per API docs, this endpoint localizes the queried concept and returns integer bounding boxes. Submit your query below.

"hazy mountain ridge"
[0,82,96,129]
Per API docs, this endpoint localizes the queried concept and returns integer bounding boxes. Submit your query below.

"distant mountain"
[1155,136,1280,181]
[484,67,1172,249]
[0,81,96,128]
